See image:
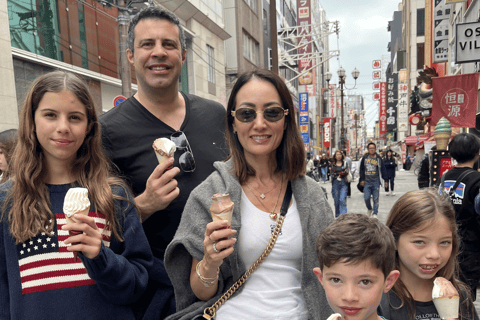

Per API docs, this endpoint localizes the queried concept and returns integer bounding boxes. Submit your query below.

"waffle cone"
[433,296,459,319]
[65,208,89,224]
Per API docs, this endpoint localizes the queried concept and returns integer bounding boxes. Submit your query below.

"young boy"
[313,213,400,320]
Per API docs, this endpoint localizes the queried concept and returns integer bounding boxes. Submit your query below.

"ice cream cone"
[152,138,176,168]
[434,133,451,150]
[434,117,452,150]
[326,314,344,320]
[64,188,90,262]
[210,194,234,228]
[433,296,459,319]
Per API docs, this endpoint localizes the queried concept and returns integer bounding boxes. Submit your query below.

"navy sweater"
[0,182,153,320]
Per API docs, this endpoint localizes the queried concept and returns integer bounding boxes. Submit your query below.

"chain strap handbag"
[194,181,293,320]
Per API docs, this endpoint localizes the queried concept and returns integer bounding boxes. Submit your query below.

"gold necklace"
[245,180,277,200]
[246,177,284,221]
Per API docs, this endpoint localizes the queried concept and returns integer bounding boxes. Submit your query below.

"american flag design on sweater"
[16,212,111,294]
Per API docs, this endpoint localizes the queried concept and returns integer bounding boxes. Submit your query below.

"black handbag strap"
[280,181,292,217]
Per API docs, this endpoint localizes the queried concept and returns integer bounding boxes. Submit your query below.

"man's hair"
[448,133,480,163]
[127,6,186,54]
[315,213,396,277]
[367,142,376,149]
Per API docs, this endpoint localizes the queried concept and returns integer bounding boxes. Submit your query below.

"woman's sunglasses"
[170,131,196,172]
[231,107,288,123]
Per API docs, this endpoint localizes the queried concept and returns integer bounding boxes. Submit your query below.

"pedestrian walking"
[359,142,388,218]
[418,146,436,189]
[440,133,480,300]
[320,154,329,183]
[0,129,17,184]
[331,150,349,217]
[343,150,352,198]
[383,149,397,196]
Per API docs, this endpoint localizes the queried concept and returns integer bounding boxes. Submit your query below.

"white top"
[215,190,308,320]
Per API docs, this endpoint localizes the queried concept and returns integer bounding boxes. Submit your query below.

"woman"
[383,149,397,196]
[319,154,329,183]
[330,150,348,217]
[0,129,17,184]
[164,70,334,320]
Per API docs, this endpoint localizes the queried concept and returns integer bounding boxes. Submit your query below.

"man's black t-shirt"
[100,92,228,258]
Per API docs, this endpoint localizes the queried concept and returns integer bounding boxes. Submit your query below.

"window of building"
[417,42,425,70]
[243,32,259,65]
[263,9,268,35]
[417,8,425,36]
[207,45,215,95]
[207,45,215,84]
[243,0,257,14]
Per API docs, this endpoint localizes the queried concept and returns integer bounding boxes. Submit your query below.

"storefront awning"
[404,135,429,146]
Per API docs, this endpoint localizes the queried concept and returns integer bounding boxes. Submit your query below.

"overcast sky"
[318,0,402,129]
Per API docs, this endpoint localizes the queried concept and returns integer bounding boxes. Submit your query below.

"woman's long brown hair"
[3,71,127,244]
[386,188,474,319]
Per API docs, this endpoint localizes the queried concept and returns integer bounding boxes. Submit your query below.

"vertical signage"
[433,0,451,63]
[397,83,409,132]
[299,93,309,143]
[379,82,387,136]
[297,0,312,78]
[329,84,336,118]
[323,118,331,148]
[386,73,398,132]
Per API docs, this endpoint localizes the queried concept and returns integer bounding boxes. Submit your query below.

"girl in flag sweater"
[0,71,153,319]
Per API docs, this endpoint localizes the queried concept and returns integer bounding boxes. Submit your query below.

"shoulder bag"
[193,181,293,320]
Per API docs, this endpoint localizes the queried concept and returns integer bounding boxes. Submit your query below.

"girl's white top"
[63,188,90,217]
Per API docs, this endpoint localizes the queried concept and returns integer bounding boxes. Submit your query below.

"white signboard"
[456,22,480,64]
[433,0,451,63]
[397,83,409,132]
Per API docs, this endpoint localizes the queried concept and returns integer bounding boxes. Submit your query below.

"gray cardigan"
[164,159,334,320]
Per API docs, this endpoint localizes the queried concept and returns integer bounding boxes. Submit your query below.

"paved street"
[319,167,480,313]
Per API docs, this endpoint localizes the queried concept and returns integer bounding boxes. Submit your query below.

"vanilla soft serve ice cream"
[63,188,90,223]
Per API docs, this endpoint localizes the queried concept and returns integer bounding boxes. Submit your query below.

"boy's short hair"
[315,213,396,277]
[448,133,480,163]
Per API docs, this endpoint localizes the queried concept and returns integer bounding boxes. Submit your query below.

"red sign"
[440,157,454,177]
[113,95,127,107]
[379,82,387,136]
[373,71,381,79]
[372,60,381,69]
[373,82,380,90]
[431,73,479,127]
[373,92,380,100]
[323,118,331,148]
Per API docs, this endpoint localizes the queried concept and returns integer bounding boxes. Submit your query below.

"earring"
[233,130,237,135]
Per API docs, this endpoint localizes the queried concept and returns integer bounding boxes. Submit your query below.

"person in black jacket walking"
[383,150,397,196]
[359,143,388,218]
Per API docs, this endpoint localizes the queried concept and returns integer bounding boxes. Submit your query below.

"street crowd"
[0,6,479,320]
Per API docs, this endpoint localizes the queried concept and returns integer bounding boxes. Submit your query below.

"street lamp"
[337,66,360,150]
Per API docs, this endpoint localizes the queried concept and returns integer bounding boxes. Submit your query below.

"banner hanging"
[431,73,479,127]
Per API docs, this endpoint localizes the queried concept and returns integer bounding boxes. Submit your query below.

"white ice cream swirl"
[63,188,90,218]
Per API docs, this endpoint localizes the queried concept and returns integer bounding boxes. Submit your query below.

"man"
[440,133,480,300]
[418,146,436,189]
[99,7,228,319]
[359,142,388,218]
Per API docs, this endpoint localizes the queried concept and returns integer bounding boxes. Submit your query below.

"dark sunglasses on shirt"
[170,131,196,172]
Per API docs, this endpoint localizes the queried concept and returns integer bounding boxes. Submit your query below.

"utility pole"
[269,0,278,74]
[117,0,132,97]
